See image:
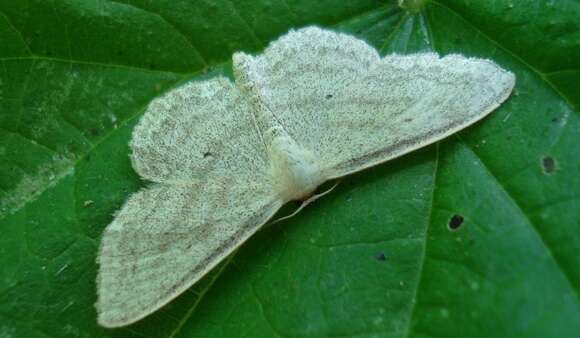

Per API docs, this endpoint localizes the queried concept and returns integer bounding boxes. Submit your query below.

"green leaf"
[1,0,578,337]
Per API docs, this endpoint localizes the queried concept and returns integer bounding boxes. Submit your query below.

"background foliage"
[0,0,578,337]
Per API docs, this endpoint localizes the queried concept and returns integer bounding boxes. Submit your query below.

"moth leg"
[270,180,341,225]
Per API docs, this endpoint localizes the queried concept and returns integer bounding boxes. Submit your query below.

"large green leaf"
[0,0,578,337]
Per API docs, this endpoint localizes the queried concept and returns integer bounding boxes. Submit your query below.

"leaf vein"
[403,144,439,338]
[0,9,32,55]
[431,0,578,115]
[107,0,208,67]
[459,137,579,300]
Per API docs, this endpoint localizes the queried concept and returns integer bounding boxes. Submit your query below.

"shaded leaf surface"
[0,1,578,337]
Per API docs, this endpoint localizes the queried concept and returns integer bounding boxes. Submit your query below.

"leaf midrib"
[2,3,578,336]
[432,0,578,298]
[399,4,580,338]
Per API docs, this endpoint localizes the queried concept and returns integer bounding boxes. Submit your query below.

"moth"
[96,26,515,327]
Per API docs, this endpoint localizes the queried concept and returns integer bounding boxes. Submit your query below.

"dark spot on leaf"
[88,128,99,136]
[541,156,556,174]
[203,152,212,158]
[325,94,333,99]
[404,118,413,122]
[66,143,78,153]
[448,214,464,230]
[376,252,387,261]
[551,117,559,123]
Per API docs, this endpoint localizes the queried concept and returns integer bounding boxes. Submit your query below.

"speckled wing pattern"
[234,27,515,179]
[97,183,281,327]
[97,78,283,327]
[97,26,515,327]
[129,77,271,184]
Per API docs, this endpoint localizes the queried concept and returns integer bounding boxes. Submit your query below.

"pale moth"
[96,26,515,327]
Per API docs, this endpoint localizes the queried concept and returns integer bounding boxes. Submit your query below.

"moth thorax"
[269,136,323,201]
